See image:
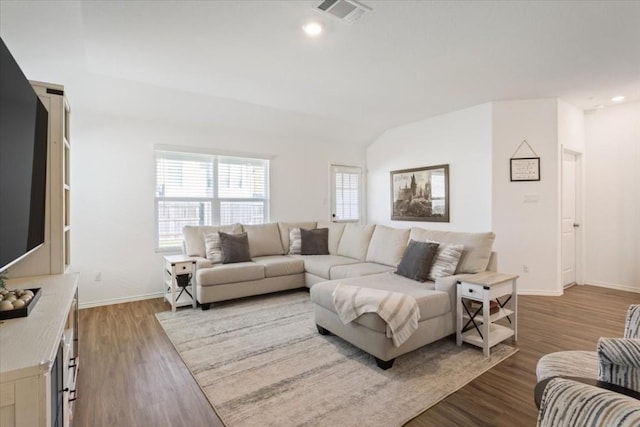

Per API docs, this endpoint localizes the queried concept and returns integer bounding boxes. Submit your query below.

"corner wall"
[367,103,493,231]
[492,99,561,295]
[72,111,365,307]
[584,101,640,292]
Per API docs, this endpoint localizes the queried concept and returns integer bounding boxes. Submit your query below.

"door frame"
[561,147,584,287]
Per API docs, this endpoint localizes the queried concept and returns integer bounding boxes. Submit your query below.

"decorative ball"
[0,301,13,311]
[24,290,34,297]
[12,300,25,309]
[19,294,32,302]
[4,295,17,303]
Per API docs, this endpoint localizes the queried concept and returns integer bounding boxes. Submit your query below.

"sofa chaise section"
[310,273,456,369]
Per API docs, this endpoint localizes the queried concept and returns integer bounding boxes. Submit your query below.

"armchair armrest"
[625,305,640,338]
[598,338,640,368]
[597,338,640,392]
[537,378,640,427]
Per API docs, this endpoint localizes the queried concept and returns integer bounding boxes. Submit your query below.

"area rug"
[156,290,517,427]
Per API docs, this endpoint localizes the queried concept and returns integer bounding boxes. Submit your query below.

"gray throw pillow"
[300,228,329,255]
[395,240,439,282]
[219,232,252,264]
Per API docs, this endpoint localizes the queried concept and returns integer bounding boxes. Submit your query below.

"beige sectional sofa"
[182,220,496,368]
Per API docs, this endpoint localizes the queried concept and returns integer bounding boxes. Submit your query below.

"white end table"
[456,272,518,357]
[163,254,197,312]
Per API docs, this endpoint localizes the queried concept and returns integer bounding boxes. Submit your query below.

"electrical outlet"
[523,265,529,273]
[94,271,102,282]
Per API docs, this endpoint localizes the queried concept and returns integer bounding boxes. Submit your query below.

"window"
[330,165,362,222]
[155,150,269,250]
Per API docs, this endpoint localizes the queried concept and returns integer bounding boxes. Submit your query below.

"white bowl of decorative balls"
[0,289,35,311]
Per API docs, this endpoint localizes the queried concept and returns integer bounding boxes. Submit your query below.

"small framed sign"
[510,157,540,181]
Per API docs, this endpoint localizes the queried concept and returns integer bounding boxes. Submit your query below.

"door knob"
[573,223,580,228]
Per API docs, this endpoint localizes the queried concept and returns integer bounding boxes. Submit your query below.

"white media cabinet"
[0,274,79,427]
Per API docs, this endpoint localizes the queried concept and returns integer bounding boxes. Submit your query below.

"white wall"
[367,103,493,231]
[584,101,640,292]
[492,99,561,295]
[72,111,365,307]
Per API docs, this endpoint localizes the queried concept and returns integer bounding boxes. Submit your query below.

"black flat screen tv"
[0,37,49,272]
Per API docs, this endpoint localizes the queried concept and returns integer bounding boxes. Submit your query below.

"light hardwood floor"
[74,285,638,427]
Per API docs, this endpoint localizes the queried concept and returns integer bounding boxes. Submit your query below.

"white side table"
[163,254,197,312]
[456,272,518,357]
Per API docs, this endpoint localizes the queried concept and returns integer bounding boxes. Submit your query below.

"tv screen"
[0,37,49,272]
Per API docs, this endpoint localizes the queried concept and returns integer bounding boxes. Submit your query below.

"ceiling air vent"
[315,0,372,24]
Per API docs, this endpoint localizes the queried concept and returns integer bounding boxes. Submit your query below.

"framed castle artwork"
[390,164,449,222]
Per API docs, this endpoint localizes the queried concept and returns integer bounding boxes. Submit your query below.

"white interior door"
[562,152,577,287]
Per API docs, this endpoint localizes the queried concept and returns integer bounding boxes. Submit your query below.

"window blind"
[155,150,269,250]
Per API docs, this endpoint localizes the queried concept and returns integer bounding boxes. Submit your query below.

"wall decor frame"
[510,157,540,181]
[390,164,449,222]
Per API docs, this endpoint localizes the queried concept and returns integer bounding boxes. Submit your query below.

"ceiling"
[1,1,639,146]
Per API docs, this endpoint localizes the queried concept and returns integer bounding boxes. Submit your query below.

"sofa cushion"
[183,224,242,258]
[196,262,264,286]
[310,273,451,332]
[220,232,252,264]
[253,256,305,277]
[294,254,360,279]
[278,222,317,254]
[337,223,375,260]
[329,262,395,280]
[243,223,285,257]
[317,221,346,255]
[428,242,464,281]
[396,240,440,282]
[365,225,410,267]
[301,228,329,255]
[409,228,495,274]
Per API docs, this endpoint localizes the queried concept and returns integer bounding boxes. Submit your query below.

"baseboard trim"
[517,289,564,296]
[80,292,164,309]
[583,281,640,294]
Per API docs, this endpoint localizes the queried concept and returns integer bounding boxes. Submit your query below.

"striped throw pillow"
[289,228,302,254]
[203,232,223,263]
[427,242,464,281]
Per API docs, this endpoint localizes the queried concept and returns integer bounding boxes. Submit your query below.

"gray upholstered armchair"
[537,377,640,427]
[536,304,640,392]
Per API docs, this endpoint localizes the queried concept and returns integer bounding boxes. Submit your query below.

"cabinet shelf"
[0,274,79,426]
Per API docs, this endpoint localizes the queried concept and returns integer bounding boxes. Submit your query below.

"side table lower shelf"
[460,323,515,348]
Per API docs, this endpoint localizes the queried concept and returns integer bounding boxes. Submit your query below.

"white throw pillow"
[428,241,464,281]
[289,228,302,254]
[203,232,223,264]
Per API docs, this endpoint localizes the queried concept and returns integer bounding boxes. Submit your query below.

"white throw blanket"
[332,283,420,347]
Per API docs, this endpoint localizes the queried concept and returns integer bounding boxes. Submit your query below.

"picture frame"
[510,157,540,181]
[390,164,449,222]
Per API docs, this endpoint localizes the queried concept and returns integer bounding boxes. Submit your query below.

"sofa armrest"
[434,273,474,293]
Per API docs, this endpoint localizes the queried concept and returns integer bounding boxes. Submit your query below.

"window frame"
[154,148,270,252]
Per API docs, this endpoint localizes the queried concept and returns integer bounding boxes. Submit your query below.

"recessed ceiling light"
[303,22,323,37]
[611,95,625,103]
